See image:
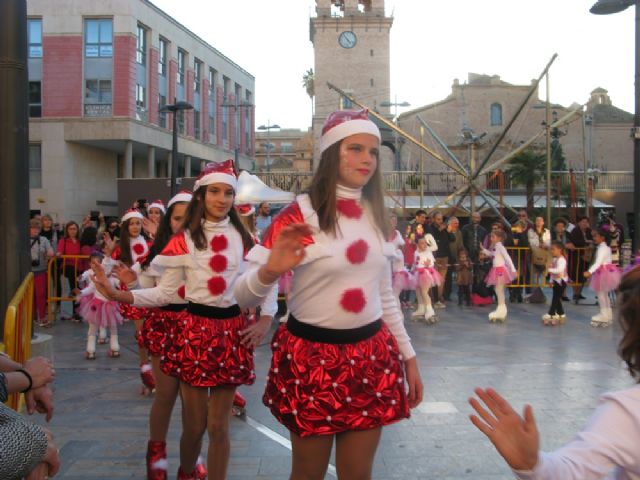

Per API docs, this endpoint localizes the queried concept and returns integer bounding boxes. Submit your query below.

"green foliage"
[507,148,546,212]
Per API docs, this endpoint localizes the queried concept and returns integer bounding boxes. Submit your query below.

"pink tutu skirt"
[589,264,622,292]
[485,266,516,286]
[392,270,416,292]
[78,294,124,328]
[279,271,293,295]
[414,267,443,289]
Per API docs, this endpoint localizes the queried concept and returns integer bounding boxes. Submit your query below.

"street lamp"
[380,97,410,171]
[257,121,280,172]
[221,101,254,169]
[590,0,640,253]
[160,99,193,196]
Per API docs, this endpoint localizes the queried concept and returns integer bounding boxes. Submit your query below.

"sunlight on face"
[204,183,234,222]
[337,133,379,189]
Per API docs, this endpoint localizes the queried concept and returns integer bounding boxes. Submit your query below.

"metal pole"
[170,99,179,196]
[470,143,476,213]
[582,112,589,218]
[266,122,271,173]
[545,73,552,225]
[419,125,424,209]
[634,0,640,253]
[0,0,30,327]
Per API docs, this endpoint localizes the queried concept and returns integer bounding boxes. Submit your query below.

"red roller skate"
[177,458,206,480]
[140,362,156,395]
[231,391,246,417]
[146,440,168,480]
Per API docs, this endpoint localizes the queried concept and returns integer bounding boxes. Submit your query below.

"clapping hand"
[260,224,313,284]
[142,217,158,237]
[91,262,117,299]
[102,232,116,257]
[112,264,137,285]
[468,387,539,471]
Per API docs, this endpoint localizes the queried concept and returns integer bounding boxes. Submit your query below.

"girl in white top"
[389,212,413,298]
[543,241,569,326]
[481,229,517,322]
[584,229,622,326]
[412,235,442,322]
[234,108,423,480]
[469,265,640,480]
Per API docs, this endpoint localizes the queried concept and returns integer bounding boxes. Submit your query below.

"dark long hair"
[142,201,187,270]
[307,140,389,239]
[80,226,98,248]
[618,266,640,382]
[183,187,254,252]
[63,221,80,240]
[118,218,147,267]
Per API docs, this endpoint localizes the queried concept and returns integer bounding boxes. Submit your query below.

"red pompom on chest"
[340,288,366,313]
[210,235,228,252]
[132,243,145,255]
[209,254,228,273]
[177,285,186,299]
[336,199,363,219]
[346,239,369,265]
[207,276,227,296]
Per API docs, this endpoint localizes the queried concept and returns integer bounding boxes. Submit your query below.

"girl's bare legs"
[149,356,180,441]
[290,432,334,480]
[179,383,208,473]
[134,319,148,364]
[335,427,382,480]
[206,386,237,480]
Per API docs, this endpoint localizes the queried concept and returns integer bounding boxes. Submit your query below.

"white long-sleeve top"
[414,248,435,269]
[547,256,568,284]
[131,218,277,316]
[528,228,551,248]
[78,269,118,302]
[514,385,640,480]
[589,242,613,274]
[390,230,405,273]
[234,187,416,359]
[129,261,188,308]
[482,242,516,273]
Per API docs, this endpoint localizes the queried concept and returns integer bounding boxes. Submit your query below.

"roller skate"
[108,334,120,358]
[231,391,247,417]
[97,327,108,344]
[177,458,207,480]
[146,440,168,480]
[422,306,437,325]
[550,315,561,326]
[489,305,507,323]
[411,303,425,320]
[85,334,97,360]
[557,314,566,325]
[590,311,611,328]
[541,314,553,326]
[140,362,156,395]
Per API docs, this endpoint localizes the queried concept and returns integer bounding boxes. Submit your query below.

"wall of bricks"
[42,36,83,117]
[113,35,136,118]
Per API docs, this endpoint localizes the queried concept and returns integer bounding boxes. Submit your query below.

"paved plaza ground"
[30,290,632,479]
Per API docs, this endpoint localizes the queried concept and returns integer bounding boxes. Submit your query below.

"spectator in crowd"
[461,211,487,263]
[39,214,63,314]
[0,353,58,479]
[552,218,571,301]
[567,215,593,303]
[527,216,551,303]
[30,218,54,327]
[57,221,83,321]
[516,209,533,232]
[508,220,529,303]
[79,226,99,273]
[427,211,455,308]
[255,201,272,238]
[407,209,428,238]
[444,216,463,302]
[105,219,120,241]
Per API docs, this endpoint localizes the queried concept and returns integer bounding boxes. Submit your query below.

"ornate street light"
[257,122,280,172]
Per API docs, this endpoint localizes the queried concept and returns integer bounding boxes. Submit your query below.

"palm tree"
[302,68,314,116]
[506,147,546,213]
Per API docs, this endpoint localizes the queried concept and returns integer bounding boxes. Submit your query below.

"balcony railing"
[254,171,634,195]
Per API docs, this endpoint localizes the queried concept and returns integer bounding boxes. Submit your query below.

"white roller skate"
[423,306,437,325]
[85,335,96,360]
[557,314,566,325]
[489,305,507,323]
[97,326,108,344]
[541,314,553,326]
[108,334,120,358]
[412,303,426,319]
[550,314,561,326]
[590,311,610,327]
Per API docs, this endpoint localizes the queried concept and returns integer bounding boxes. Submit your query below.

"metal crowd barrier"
[46,254,89,322]
[505,246,590,288]
[1,273,34,410]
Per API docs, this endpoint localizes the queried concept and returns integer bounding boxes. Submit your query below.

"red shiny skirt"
[263,322,409,437]
[142,306,185,358]
[164,308,255,388]
[119,302,149,321]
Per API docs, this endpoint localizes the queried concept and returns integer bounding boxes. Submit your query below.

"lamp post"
[257,121,280,172]
[221,102,255,169]
[160,99,193,196]
[591,0,640,253]
[380,97,410,171]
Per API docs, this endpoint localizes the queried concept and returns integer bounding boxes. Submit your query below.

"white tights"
[495,283,506,307]
[416,287,432,308]
[597,291,611,316]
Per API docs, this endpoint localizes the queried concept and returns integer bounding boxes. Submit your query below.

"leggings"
[549,281,566,316]
[597,291,611,317]
[495,283,506,307]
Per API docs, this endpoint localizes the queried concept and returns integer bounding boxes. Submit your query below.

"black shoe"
[562,296,570,302]
[578,294,587,300]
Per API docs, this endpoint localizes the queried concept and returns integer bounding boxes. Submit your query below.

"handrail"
[2,273,34,410]
[47,255,90,323]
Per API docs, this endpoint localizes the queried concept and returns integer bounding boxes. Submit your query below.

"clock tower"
[310,0,394,163]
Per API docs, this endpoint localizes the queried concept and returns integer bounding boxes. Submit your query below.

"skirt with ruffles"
[263,317,409,437]
[413,267,443,289]
[142,304,186,358]
[78,294,124,328]
[392,270,416,293]
[485,265,516,286]
[163,303,255,388]
[589,264,622,293]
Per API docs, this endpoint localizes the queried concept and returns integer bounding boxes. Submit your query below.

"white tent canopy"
[235,171,295,204]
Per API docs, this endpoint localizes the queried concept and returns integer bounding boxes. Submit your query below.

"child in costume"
[482,230,517,322]
[412,235,442,323]
[585,229,622,327]
[543,241,569,326]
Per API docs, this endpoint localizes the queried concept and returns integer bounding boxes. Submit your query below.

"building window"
[177,110,185,135]
[370,78,374,87]
[370,49,374,57]
[234,83,241,143]
[177,49,186,85]
[280,142,293,153]
[29,144,42,189]
[135,84,146,121]
[85,19,113,57]
[490,103,502,126]
[158,94,167,128]
[158,37,167,76]
[194,109,201,139]
[194,59,202,93]
[84,79,112,116]
[136,24,146,65]
[244,90,252,152]
[29,81,42,117]
[340,95,353,110]
[27,19,42,58]
[222,76,230,142]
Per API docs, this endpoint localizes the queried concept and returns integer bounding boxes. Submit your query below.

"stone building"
[254,128,314,172]
[27,0,255,222]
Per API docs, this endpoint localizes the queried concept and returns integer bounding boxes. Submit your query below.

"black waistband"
[286,314,381,344]
[161,303,187,312]
[187,302,241,319]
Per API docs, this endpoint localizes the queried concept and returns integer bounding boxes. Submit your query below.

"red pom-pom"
[346,239,369,265]
[210,235,228,252]
[336,199,363,219]
[132,243,145,255]
[340,288,366,313]
[207,276,227,296]
[177,285,186,299]
[209,254,228,273]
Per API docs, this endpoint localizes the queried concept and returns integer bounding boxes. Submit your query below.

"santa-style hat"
[319,108,381,154]
[236,203,255,217]
[121,208,144,223]
[167,190,193,209]
[193,159,237,191]
[147,199,166,214]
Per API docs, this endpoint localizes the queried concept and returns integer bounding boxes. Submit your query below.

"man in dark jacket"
[427,211,455,308]
[461,212,487,263]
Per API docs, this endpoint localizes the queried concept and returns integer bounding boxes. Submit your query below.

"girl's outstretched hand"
[468,387,539,471]
[259,224,313,284]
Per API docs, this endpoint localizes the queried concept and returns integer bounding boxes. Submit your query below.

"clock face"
[338,31,357,49]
